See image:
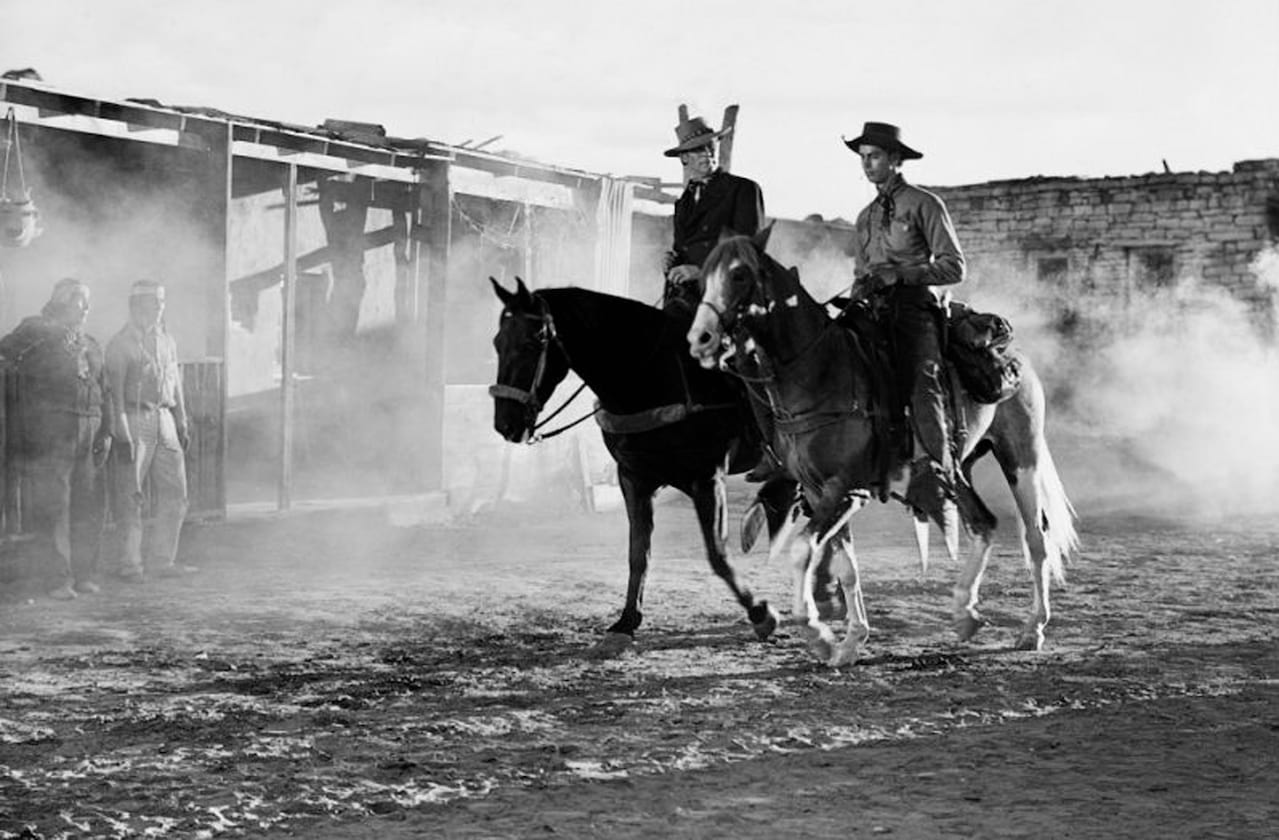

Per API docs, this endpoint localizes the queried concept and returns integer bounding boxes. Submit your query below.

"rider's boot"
[904,360,956,523]
[743,398,781,483]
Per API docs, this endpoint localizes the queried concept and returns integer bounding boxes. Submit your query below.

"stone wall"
[929,159,1279,321]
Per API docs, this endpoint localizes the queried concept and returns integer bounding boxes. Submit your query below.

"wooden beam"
[210,121,233,518]
[278,163,299,511]
[419,160,451,492]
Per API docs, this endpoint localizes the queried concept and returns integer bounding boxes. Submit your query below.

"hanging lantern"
[1,107,42,248]
[0,194,40,248]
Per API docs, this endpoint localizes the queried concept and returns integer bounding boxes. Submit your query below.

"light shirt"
[105,321,185,434]
[852,173,965,289]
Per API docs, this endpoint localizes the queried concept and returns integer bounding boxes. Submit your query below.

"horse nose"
[688,328,712,355]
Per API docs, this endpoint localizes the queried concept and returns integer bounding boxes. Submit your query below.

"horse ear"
[514,276,533,303]
[751,223,774,253]
[490,277,514,305]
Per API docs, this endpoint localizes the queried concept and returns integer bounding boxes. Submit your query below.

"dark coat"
[671,170,765,269]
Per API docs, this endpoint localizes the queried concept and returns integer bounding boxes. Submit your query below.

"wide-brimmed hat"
[842,121,923,160]
[663,115,732,157]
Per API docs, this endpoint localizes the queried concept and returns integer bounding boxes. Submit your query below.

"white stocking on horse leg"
[828,529,869,668]
[1011,467,1054,651]
[952,534,993,642]
[799,533,839,663]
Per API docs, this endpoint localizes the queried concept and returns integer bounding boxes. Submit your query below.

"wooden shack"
[0,77,674,523]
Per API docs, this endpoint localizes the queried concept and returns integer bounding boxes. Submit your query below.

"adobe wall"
[929,159,1279,319]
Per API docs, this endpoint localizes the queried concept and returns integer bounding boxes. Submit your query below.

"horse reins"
[487,295,598,443]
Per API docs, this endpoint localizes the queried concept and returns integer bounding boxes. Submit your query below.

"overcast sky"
[4,0,1277,220]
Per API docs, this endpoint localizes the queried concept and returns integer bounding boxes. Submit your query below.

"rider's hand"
[92,433,112,468]
[667,264,702,285]
[867,263,902,288]
[661,250,679,272]
[850,275,882,300]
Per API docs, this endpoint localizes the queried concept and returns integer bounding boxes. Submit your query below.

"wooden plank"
[181,361,225,520]
[718,104,740,173]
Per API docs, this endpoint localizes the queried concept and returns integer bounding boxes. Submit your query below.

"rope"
[2,107,28,201]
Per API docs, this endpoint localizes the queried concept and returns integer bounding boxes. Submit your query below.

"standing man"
[0,278,111,600]
[845,122,965,516]
[105,280,193,582]
[662,112,765,315]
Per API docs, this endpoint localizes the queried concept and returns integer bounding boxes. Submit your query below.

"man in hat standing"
[0,278,111,600]
[105,280,193,582]
[845,121,965,516]
[662,113,765,315]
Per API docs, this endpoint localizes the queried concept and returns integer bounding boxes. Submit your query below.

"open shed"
[0,77,673,523]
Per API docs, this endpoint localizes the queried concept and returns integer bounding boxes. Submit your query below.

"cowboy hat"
[663,115,732,157]
[842,121,923,160]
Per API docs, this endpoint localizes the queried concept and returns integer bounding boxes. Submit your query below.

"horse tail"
[1033,440,1078,585]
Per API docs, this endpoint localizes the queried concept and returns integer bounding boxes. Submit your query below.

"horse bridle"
[488,297,557,414]
[704,251,836,376]
[488,294,593,441]
[698,255,773,362]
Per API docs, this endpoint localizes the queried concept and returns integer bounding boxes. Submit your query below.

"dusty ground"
[1,452,1277,839]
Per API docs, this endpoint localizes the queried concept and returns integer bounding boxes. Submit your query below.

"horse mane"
[537,287,686,357]
[533,286,730,413]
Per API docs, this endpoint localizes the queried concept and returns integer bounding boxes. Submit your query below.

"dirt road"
[2,471,1277,839]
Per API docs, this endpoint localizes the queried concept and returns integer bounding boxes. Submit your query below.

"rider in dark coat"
[845,121,965,515]
[661,114,765,316]
[661,112,771,479]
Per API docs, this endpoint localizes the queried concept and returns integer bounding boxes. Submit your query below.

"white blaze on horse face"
[688,256,739,368]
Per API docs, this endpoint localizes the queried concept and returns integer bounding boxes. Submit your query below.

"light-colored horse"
[687,228,1078,666]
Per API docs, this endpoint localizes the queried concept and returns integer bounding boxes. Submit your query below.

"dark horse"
[687,229,1078,666]
[489,278,796,656]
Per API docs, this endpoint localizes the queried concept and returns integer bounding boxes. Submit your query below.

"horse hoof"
[587,632,634,660]
[1014,629,1045,652]
[829,643,862,669]
[954,614,986,642]
[752,606,780,641]
[802,626,834,664]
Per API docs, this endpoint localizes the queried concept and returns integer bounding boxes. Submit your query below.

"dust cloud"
[763,225,1279,520]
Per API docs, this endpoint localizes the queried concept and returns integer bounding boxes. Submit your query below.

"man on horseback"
[844,121,965,516]
[661,113,765,317]
[662,111,774,482]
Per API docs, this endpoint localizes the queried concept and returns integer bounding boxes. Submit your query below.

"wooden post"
[419,160,451,492]
[192,120,231,519]
[278,163,298,511]
[522,202,533,283]
[718,104,740,173]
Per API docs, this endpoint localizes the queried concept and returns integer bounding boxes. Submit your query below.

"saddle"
[832,295,1023,496]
